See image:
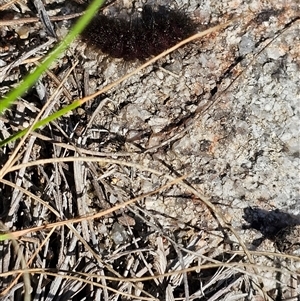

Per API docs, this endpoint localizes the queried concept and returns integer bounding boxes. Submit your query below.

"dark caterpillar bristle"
[81,5,196,60]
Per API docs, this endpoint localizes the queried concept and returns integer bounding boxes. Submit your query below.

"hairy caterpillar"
[81,5,196,60]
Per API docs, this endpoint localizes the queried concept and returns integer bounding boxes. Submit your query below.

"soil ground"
[0,0,299,300]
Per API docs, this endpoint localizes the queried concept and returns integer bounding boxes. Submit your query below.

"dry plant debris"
[0,0,299,300]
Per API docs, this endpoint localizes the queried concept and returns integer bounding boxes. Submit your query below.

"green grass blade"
[0,100,82,147]
[0,0,105,114]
